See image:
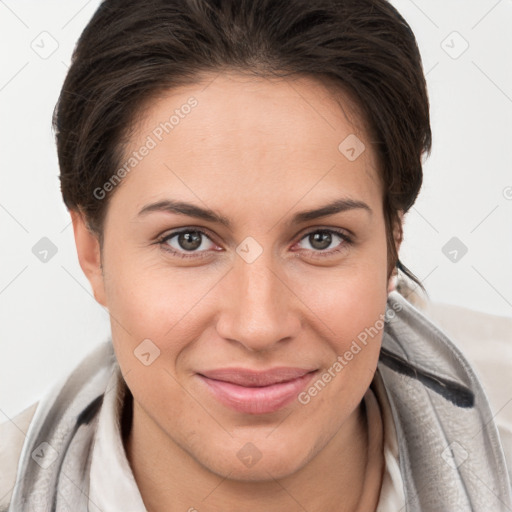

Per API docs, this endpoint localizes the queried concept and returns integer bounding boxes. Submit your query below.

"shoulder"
[0,402,39,510]
[419,299,512,484]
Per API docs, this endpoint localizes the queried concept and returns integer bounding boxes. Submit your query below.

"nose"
[215,251,302,353]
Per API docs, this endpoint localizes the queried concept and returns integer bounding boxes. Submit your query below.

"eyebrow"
[137,197,372,228]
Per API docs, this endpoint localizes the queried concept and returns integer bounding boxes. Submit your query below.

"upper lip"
[198,367,317,387]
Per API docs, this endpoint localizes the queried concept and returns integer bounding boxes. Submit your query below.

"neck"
[123,388,384,512]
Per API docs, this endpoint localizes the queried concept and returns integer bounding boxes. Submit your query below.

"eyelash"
[156,227,353,260]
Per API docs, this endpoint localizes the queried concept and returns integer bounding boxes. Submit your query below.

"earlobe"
[387,269,397,293]
[70,210,107,307]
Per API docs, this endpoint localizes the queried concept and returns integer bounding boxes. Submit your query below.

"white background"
[1,0,511,417]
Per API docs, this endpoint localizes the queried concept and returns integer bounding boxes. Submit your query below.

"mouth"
[196,367,318,414]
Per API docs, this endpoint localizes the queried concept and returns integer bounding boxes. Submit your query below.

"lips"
[199,367,316,387]
[197,367,318,414]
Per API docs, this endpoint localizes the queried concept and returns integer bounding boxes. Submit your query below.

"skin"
[72,72,402,512]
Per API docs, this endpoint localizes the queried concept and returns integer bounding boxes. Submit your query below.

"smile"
[197,369,318,414]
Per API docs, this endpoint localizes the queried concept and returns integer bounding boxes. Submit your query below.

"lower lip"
[197,371,318,414]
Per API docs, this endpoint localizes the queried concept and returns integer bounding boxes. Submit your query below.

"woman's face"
[78,72,393,480]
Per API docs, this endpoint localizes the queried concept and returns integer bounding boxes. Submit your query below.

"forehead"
[111,72,382,215]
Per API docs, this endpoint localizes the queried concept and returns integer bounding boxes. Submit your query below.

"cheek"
[101,252,226,383]
[295,279,387,419]
[321,280,387,363]
[103,248,214,336]
[299,236,389,372]
[305,235,388,326]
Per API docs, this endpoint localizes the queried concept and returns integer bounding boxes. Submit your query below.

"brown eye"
[159,229,217,258]
[308,231,333,251]
[294,228,353,259]
[176,231,203,251]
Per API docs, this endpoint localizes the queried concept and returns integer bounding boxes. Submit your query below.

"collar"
[87,366,146,512]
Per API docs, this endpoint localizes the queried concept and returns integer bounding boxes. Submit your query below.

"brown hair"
[53,0,431,285]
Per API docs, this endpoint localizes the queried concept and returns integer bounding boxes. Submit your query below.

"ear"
[387,210,404,293]
[70,209,107,307]
[394,210,404,253]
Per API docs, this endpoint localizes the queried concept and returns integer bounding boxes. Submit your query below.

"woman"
[2,0,511,510]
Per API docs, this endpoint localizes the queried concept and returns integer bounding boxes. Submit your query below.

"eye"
[158,228,218,259]
[156,227,353,260]
[294,228,353,258]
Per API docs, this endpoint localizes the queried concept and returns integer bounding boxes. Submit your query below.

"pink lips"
[197,367,318,414]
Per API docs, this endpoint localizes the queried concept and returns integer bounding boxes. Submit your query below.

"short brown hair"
[53,0,432,284]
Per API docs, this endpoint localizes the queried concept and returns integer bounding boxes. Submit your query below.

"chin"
[196,437,312,482]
